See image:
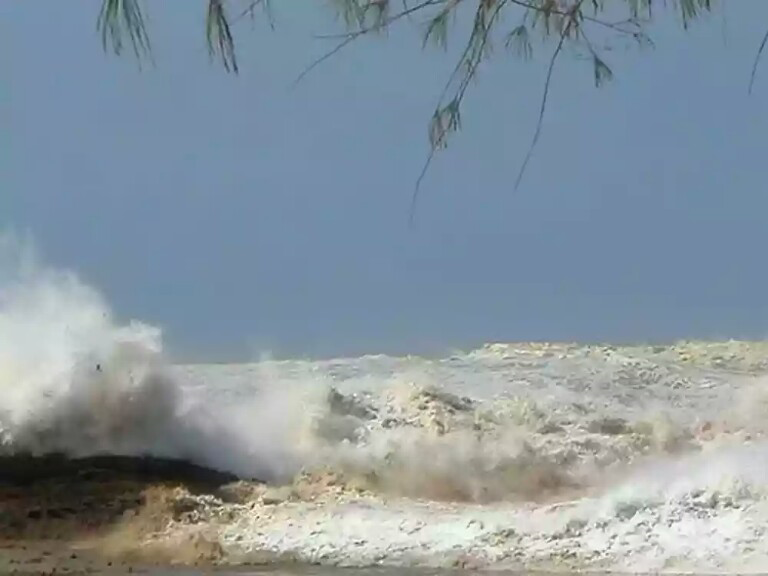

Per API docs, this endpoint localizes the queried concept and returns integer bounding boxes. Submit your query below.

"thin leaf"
[423,7,452,49]
[749,27,768,94]
[505,24,532,60]
[428,98,462,150]
[206,0,238,73]
[592,53,613,86]
[97,0,152,61]
[367,0,392,32]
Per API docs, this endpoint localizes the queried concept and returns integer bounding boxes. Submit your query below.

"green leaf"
[592,53,613,87]
[429,98,461,150]
[331,0,367,29]
[505,25,532,60]
[366,0,391,32]
[423,8,451,50]
[97,0,152,60]
[206,0,238,73]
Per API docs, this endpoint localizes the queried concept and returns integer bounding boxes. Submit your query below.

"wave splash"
[0,238,605,496]
[0,238,322,481]
[5,236,768,571]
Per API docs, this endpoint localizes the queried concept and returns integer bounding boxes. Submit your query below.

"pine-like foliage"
[98,1,745,214]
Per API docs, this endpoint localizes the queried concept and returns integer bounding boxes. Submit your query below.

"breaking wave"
[3,235,768,571]
[0,236,325,481]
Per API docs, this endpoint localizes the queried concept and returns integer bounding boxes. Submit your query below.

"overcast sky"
[4,1,768,361]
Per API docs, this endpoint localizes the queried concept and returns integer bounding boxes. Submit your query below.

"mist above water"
[0,236,332,481]
[3,234,768,512]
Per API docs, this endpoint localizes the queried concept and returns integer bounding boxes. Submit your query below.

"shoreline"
[0,454,254,573]
[4,342,768,573]
[3,451,766,575]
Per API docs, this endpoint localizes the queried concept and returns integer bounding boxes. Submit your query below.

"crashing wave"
[4,237,768,571]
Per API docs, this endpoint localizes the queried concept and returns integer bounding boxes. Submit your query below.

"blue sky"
[4,1,768,360]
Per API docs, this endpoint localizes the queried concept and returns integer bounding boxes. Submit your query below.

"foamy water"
[3,238,768,572]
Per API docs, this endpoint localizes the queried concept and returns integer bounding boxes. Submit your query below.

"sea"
[2,239,768,574]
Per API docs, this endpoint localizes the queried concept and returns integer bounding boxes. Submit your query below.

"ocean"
[2,242,768,573]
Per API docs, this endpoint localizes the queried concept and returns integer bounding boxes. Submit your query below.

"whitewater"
[3,240,768,572]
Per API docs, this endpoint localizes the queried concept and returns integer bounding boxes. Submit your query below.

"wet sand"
[0,453,254,574]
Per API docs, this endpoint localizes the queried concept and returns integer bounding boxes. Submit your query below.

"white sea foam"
[4,235,768,571]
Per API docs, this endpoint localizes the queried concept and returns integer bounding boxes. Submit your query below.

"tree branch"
[749,27,768,94]
[410,0,510,224]
[295,0,447,87]
[513,0,583,193]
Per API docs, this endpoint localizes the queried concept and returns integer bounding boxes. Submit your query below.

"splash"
[5,237,768,571]
[0,237,617,499]
[0,237,324,481]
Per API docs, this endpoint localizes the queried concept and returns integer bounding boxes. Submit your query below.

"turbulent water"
[3,238,768,572]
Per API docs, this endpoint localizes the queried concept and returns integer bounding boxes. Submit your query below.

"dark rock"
[0,453,246,487]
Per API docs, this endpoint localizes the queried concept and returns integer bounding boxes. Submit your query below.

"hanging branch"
[94,0,757,221]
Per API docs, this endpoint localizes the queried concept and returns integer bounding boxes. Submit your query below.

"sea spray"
[0,237,328,481]
[6,236,768,570]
